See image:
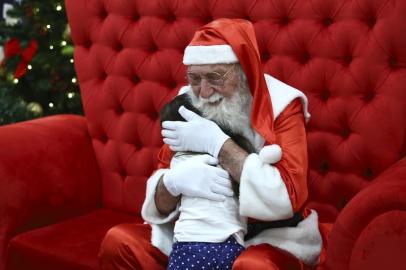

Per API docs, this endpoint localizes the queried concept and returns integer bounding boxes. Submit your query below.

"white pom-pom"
[259,144,282,164]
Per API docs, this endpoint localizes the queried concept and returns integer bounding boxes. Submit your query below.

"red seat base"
[7,209,140,270]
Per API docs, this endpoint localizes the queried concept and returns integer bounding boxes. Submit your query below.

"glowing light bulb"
[28,65,32,70]
[13,78,19,84]
[61,40,67,46]
[71,77,77,83]
[68,92,75,98]
[56,5,62,11]
[49,103,54,108]
[46,24,51,29]
[70,59,74,63]
[50,45,54,50]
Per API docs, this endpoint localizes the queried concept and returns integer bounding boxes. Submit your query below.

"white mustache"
[198,92,224,104]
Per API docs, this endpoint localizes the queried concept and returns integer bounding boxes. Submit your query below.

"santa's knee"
[233,254,280,270]
[232,244,305,270]
[98,224,135,268]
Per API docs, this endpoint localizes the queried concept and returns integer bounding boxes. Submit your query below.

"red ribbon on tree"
[3,38,38,78]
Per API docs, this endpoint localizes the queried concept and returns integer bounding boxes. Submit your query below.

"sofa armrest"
[324,157,406,270]
[0,115,102,262]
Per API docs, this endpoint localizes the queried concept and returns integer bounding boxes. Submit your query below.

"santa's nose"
[199,79,214,98]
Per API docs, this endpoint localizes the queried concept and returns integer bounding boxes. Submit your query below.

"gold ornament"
[63,25,71,40]
[27,102,43,116]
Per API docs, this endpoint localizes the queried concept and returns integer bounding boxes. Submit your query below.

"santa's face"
[186,64,254,141]
[187,64,240,102]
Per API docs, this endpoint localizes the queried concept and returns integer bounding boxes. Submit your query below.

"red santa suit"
[99,18,327,270]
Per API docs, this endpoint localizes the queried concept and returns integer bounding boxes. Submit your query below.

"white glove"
[163,155,234,201]
[161,106,230,158]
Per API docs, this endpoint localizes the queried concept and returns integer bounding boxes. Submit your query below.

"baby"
[159,93,255,270]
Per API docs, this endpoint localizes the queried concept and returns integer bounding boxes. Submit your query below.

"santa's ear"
[259,144,282,164]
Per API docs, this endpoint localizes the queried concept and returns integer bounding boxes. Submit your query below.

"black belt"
[244,211,304,241]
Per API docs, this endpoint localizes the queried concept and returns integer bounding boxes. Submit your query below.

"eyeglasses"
[186,67,234,87]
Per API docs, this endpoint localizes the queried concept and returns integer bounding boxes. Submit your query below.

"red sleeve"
[157,144,174,169]
[273,98,309,212]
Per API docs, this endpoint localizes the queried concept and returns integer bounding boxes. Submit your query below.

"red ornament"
[3,38,38,78]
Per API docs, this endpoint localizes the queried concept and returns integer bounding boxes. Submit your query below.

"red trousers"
[98,223,318,270]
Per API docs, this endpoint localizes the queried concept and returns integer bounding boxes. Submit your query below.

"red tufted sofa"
[1,0,405,269]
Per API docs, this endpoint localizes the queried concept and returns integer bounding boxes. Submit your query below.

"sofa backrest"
[66,0,406,222]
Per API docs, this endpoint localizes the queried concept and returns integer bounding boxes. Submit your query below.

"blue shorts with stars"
[167,236,245,270]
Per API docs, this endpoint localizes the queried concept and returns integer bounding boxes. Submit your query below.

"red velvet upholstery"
[1,0,405,269]
[0,115,102,270]
[7,209,139,270]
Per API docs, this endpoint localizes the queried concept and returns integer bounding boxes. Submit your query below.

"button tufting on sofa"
[132,75,140,84]
[364,167,374,180]
[323,18,333,26]
[150,44,158,52]
[118,167,127,179]
[115,105,124,115]
[320,161,330,175]
[100,133,109,144]
[132,13,140,21]
[261,52,271,62]
[280,16,290,25]
[367,17,377,28]
[166,14,176,23]
[115,43,123,51]
[100,71,107,80]
[301,52,311,64]
[389,57,398,69]
[82,41,92,49]
[341,127,351,139]
[364,90,375,102]
[320,89,331,101]
[343,55,353,66]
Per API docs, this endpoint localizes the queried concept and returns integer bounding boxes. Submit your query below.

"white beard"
[187,82,256,148]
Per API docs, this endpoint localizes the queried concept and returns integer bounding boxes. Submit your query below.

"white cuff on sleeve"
[141,169,180,224]
[239,153,294,220]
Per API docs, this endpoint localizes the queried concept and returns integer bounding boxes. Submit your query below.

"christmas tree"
[0,0,83,125]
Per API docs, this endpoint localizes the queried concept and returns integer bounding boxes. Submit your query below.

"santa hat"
[183,18,282,163]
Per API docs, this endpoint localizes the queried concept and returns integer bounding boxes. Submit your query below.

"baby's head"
[159,94,202,124]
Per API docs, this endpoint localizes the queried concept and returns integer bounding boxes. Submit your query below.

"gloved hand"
[163,154,234,201]
[162,106,230,158]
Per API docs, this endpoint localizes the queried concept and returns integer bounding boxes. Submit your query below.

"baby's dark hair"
[160,94,202,123]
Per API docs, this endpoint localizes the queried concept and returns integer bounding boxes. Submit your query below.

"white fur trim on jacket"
[183,45,239,65]
[141,169,177,255]
[246,210,322,266]
[264,74,311,123]
[239,153,294,220]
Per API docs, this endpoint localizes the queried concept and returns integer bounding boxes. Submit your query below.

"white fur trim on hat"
[183,45,239,65]
[259,144,282,164]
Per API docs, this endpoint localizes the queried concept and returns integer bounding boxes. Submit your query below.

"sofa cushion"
[6,208,140,270]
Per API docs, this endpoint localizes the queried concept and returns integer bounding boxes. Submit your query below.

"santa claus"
[99,18,325,270]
